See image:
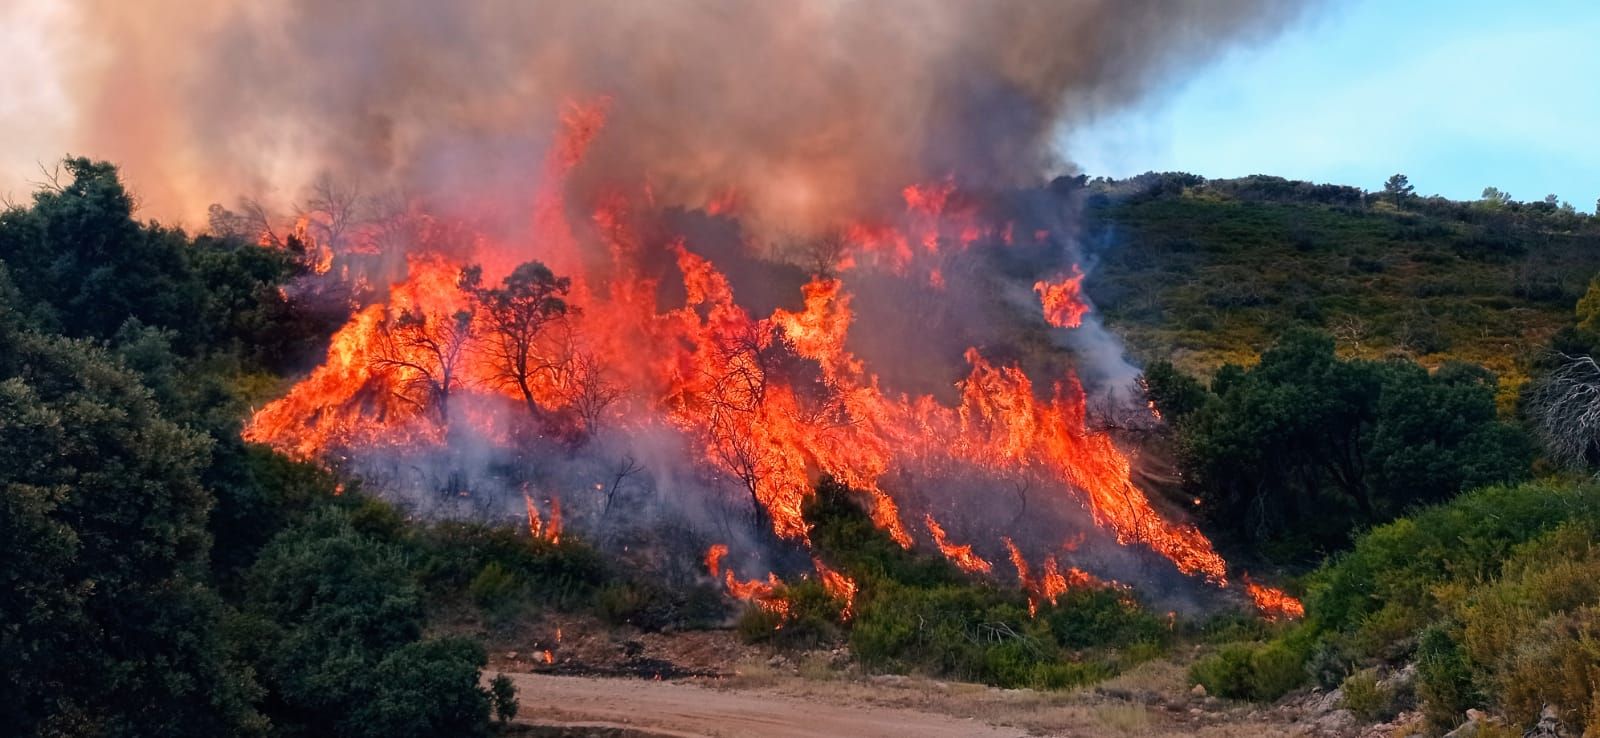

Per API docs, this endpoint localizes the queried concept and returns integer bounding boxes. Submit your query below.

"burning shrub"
[735,579,845,649]
[789,477,1171,689]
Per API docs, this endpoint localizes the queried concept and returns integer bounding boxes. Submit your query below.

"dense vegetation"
[1190,481,1600,734]
[0,160,519,737]
[1085,172,1600,405]
[1121,174,1600,734]
[1146,329,1530,564]
[6,159,1600,736]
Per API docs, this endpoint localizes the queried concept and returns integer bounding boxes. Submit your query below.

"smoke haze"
[6,0,1312,229]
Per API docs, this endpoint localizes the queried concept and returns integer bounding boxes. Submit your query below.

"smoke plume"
[20,0,1310,229]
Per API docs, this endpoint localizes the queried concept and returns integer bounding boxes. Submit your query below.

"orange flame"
[813,558,858,619]
[706,545,790,618]
[1004,537,1108,616]
[924,514,992,574]
[243,103,1260,617]
[1033,269,1088,329]
[522,486,562,543]
[1243,575,1305,621]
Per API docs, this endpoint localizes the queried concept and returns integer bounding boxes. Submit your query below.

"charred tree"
[370,307,473,428]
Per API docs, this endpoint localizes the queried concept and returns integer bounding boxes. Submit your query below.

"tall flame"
[243,103,1299,619]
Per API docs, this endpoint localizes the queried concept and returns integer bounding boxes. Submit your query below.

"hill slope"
[1082,174,1600,402]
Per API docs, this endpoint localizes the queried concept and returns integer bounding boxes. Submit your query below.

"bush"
[1306,482,1600,641]
[416,522,609,609]
[1190,645,1256,699]
[489,674,518,723]
[1339,669,1393,721]
[1188,637,1310,702]
[1492,607,1600,733]
[468,562,523,616]
[1415,625,1479,732]
[1045,588,1169,650]
[1247,641,1310,700]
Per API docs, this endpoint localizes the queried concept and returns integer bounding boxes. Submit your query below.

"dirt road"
[503,673,1024,738]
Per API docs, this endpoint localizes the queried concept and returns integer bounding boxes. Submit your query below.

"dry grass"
[1092,701,1153,734]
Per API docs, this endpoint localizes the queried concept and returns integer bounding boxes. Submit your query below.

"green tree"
[1142,360,1208,421]
[1177,331,1529,559]
[1382,173,1415,203]
[241,510,502,737]
[0,265,262,736]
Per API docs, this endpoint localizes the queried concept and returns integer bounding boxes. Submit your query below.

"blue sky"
[1066,0,1600,210]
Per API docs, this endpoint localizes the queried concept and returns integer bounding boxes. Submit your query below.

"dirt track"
[503,673,1023,738]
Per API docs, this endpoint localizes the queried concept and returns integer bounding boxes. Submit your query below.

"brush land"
[5,161,1600,737]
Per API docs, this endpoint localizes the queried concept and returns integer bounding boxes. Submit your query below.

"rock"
[766,655,788,668]
[1190,683,1208,698]
[869,674,910,687]
[1306,688,1344,715]
[1312,708,1357,735]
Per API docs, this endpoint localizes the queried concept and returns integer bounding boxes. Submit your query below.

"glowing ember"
[924,514,993,574]
[1244,575,1305,621]
[1033,269,1089,329]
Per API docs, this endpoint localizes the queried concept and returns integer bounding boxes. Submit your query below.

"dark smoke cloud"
[57,0,1315,229]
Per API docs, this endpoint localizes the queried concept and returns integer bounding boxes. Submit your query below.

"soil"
[478,614,1385,737]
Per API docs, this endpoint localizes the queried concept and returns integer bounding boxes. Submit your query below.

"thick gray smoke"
[44,0,1312,230]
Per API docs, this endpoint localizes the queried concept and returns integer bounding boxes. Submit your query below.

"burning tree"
[553,346,622,437]
[701,322,784,532]
[461,261,572,417]
[370,307,474,428]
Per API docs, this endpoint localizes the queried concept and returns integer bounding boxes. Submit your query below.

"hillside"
[1084,173,1600,404]
[5,161,1600,738]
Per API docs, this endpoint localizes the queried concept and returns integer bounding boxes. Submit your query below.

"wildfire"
[1004,537,1107,616]
[522,487,563,544]
[813,558,859,619]
[1244,575,1305,621]
[705,544,790,618]
[924,514,993,574]
[241,101,1300,620]
[1033,269,1089,329]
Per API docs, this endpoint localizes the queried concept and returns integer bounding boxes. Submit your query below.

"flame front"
[242,104,1296,618]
